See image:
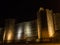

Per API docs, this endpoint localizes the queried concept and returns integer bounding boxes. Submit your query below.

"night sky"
[3,0,60,19]
[0,0,60,27]
[8,0,60,19]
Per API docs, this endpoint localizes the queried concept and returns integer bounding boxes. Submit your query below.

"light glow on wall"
[3,30,6,42]
[37,7,44,40]
[46,9,55,37]
[24,22,32,38]
[37,19,41,39]
[39,7,44,12]
[7,30,13,43]
[17,25,22,40]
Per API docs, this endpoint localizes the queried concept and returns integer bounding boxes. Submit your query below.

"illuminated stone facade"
[3,7,55,43]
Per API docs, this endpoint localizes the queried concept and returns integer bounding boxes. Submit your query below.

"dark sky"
[7,0,60,18]
[3,0,60,19]
[0,0,60,27]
